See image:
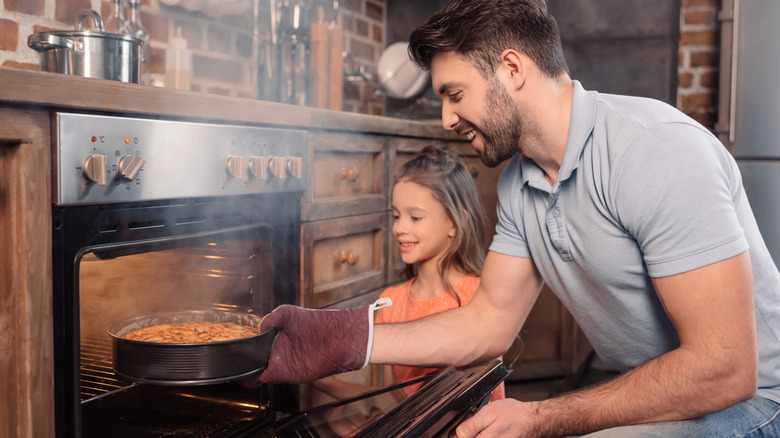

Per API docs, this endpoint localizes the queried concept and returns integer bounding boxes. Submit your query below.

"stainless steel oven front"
[51,113,307,437]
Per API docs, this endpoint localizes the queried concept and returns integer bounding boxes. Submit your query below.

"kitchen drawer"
[301,212,387,308]
[304,131,388,221]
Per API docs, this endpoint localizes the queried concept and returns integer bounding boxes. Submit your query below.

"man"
[250,0,780,436]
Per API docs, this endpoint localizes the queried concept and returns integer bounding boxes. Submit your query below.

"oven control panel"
[54,113,308,205]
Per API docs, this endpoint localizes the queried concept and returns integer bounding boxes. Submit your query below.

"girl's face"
[392,181,456,267]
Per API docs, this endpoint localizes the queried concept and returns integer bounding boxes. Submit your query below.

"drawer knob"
[340,166,359,182]
[338,250,360,266]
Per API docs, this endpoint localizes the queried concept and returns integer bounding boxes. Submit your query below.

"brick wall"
[0,0,386,114]
[340,0,385,115]
[2,1,718,122]
[677,0,720,130]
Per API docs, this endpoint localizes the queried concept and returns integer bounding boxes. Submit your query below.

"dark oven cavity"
[51,113,306,437]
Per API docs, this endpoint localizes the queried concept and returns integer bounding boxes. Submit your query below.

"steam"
[78,237,267,343]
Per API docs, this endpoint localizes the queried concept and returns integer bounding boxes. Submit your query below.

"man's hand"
[455,398,538,438]
[242,304,372,386]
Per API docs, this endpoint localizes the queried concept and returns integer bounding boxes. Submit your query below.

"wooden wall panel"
[0,107,54,438]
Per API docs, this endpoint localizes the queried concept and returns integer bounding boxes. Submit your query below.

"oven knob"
[248,156,268,180]
[117,155,146,181]
[269,156,287,180]
[226,156,245,180]
[287,157,303,179]
[82,154,108,186]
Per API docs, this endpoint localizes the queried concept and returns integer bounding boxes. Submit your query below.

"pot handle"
[76,9,105,32]
[27,33,75,51]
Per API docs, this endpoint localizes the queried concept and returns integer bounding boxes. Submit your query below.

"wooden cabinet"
[300,132,505,309]
[303,131,387,221]
[300,131,391,308]
[301,212,388,308]
[0,107,56,438]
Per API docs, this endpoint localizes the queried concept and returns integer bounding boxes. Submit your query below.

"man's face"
[430,51,523,168]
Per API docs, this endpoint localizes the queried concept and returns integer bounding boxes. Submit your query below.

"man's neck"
[526,76,574,186]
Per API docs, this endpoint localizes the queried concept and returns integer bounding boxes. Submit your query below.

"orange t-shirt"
[374,274,505,401]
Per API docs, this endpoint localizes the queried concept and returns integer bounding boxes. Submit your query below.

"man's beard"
[476,79,524,168]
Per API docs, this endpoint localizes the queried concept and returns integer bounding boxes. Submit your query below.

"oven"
[51,112,306,437]
[51,112,510,438]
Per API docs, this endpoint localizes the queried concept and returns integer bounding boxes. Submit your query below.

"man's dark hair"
[408,0,569,79]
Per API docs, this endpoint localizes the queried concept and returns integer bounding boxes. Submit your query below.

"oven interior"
[53,194,301,437]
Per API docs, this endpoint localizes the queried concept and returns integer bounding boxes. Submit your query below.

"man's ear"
[497,49,527,90]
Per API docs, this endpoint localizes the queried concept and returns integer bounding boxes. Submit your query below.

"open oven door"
[252,359,511,438]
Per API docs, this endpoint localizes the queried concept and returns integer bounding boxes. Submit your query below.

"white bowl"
[377,42,429,100]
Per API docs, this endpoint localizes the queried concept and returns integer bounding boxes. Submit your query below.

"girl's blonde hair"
[396,146,490,304]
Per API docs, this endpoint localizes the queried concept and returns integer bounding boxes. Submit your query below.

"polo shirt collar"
[519,80,597,191]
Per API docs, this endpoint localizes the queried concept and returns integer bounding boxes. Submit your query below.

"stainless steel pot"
[28,9,143,83]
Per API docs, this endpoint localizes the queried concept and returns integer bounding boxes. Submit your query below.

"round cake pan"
[108,310,276,385]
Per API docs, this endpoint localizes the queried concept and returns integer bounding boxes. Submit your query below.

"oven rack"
[79,300,257,402]
[80,336,133,401]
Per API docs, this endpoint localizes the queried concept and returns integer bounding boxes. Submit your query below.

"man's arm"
[456,251,758,437]
[370,251,544,367]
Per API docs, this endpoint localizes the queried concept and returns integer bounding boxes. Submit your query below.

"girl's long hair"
[396,146,490,304]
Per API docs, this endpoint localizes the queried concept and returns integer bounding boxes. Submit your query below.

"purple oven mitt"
[243,298,391,386]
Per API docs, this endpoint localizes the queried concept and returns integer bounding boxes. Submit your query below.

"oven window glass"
[301,385,412,437]
[259,361,508,438]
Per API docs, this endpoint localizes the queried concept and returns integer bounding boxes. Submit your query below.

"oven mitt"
[243,298,391,385]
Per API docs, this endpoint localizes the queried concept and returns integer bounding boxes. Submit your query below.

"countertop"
[0,67,455,140]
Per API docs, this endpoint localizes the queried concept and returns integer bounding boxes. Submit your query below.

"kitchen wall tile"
[1,60,38,70]
[55,0,92,26]
[193,54,243,83]
[207,23,232,55]
[5,0,44,16]
[365,1,383,22]
[142,11,169,43]
[0,18,18,51]
[340,0,362,14]
[355,17,369,38]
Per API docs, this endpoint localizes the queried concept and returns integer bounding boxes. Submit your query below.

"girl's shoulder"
[376,278,415,324]
[455,273,480,289]
[454,274,481,303]
[379,278,415,300]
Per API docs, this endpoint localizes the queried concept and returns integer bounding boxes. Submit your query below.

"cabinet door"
[304,131,388,221]
[301,213,387,308]
[0,108,55,437]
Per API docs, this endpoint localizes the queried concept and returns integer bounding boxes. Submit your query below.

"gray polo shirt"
[490,81,780,403]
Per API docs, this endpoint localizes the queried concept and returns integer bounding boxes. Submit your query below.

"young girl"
[375,145,505,401]
[313,146,506,403]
